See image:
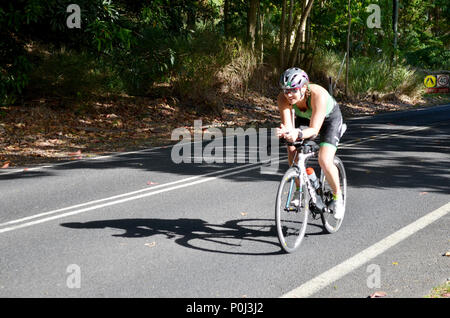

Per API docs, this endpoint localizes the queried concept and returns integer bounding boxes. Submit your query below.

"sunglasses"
[283,88,302,95]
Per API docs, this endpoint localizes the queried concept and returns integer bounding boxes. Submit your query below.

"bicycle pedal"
[310,209,321,220]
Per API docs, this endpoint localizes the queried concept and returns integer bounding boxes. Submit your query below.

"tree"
[247,0,260,52]
[285,0,295,60]
[345,0,351,97]
[286,0,315,68]
[224,0,230,37]
[256,3,265,63]
[392,0,399,65]
[279,0,287,68]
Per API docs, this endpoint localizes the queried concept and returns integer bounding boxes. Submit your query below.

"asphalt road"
[0,104,449,299]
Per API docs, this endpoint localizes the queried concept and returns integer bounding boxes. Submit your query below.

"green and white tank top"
[293,85,335,119]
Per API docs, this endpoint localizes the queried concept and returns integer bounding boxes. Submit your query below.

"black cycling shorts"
[294,103,344,149]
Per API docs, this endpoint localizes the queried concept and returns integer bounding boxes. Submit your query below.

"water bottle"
[306,167,319,189]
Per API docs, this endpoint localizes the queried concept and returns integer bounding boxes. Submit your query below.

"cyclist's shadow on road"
[61,217,323,256]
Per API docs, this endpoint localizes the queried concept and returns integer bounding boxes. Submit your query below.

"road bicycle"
[275,125,347,253]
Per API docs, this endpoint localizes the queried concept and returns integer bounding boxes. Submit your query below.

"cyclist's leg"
[287,145,300,189]
[318,145,340,195]
[288,117,309,188]
[317,106,343,196]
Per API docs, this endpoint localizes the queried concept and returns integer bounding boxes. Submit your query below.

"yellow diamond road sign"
[424,75,436,88]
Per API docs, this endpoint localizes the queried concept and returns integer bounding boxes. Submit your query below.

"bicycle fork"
[285,178,298,212]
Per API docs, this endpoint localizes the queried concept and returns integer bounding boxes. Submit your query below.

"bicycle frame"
[289,143,327,213]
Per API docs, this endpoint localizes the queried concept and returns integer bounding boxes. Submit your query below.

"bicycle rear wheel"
[320,156,347,233]
[275,168,309,253]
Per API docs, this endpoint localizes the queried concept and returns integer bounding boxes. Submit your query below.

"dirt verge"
[1,92,448,169]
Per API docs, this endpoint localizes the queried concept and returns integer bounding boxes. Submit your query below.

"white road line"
[0,158,285,229]
[0,123,443,233]
[0,158,284,234]
[340,125,431,148]
[281,201,450,298]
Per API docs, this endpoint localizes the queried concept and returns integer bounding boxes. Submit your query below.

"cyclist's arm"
[277,92,294,130]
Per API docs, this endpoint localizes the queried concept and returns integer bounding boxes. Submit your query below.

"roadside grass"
[424,280,450,298]
[422,93,450,106]
[310,49,424,101]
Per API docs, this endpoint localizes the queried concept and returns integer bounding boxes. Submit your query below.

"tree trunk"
[288,0,314,68]
[299,0,306,64]
[297,2,308,63]
[258,7,264,64]
[345,0,351,97]
[284,0,294,65]
[248,0,259,52]
[286,9,300,67]
[302,15,311,65]
[306,15,311,53]
[186,9,196,31]
[279,0,287,68]
[288,0,294,42]
[392,0,399,65]
[224,0,230,37]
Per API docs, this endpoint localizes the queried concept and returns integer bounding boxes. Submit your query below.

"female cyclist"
[275,67,345,219]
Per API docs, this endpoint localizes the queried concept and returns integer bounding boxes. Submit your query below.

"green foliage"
[1,0,226,102]
[170,30,260,114]
[173,31,243,96]
[0,0,448,105]
[0,1,38,105]
[0,32,31,105]
[311,49,422,98]
[111,27,176,95]
[405,46,450,70]
[348,57,421,97]
[26,49,106,99]
[397,0,449,69]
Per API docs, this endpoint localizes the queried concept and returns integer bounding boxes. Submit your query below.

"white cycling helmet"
[279,67,309,89]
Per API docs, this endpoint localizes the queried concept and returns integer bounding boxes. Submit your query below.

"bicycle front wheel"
[320,156,347,234]
[275,168,309,253]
